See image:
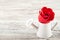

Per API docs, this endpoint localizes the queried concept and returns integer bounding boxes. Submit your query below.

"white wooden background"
[0,0,60,40]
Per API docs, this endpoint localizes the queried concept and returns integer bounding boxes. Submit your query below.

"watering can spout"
[32,22,57,30]
[26,19,58,30]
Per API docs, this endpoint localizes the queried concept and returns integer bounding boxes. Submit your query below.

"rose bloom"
[38,7,55,24]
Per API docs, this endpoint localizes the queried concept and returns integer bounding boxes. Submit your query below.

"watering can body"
[37,22,52,38]
[26,19,57,38]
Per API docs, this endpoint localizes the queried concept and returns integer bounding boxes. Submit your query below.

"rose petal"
[38,7,55,24]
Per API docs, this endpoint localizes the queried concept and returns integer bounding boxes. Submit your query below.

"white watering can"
[26,19,57,38]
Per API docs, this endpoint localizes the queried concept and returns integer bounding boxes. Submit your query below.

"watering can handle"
[26,19,58,30]
[32,22,58,30]
[31,23,38,29]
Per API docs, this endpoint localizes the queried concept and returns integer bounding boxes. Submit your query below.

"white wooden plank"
[0,0,59,40]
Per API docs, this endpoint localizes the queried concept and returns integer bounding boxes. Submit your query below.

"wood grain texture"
[0,0,60,40]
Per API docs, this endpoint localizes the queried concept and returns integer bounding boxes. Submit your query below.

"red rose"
[38,7,55,24]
